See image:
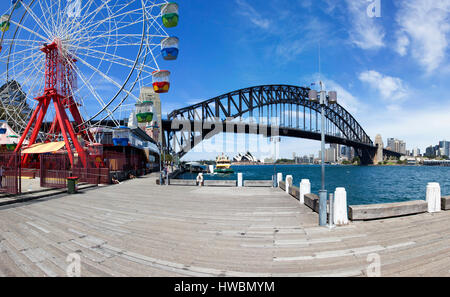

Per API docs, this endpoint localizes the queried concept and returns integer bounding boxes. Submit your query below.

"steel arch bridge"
[161,85,401,165]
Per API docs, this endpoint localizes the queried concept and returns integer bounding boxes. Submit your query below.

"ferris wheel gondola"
[0,0,180,167]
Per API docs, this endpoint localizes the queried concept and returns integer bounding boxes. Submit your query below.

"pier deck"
[0,175,449,277]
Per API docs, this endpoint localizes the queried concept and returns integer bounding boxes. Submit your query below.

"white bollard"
[277,173,283,187]
[286,175,293,194]
[334,188,349,225]
[426,183,441,213]
[237,173,243,187]
[196,173,204,187]
[299,179,311,204]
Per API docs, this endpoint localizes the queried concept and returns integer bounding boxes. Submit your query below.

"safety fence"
[40,154,70,189]
[103,151,147,175]
[2,150,150,192]
[0,152,21,195]
[72,167,110,185]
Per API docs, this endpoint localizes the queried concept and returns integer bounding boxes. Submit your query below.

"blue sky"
[1,1,449,160]
[164,0,450,160]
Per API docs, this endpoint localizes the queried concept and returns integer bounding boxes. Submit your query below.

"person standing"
[0,165,4,188]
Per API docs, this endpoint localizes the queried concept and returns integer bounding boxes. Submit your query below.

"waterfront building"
[340,146,355,160]
[425,146,435,158]
[138,87,163,144]
[295,155,314,164]
[439,140,450,157]
[263,157,274,163]
[386,137,406,155]
[387,138,395,151]
[233,151,259,163]
[0,80,32,133]
[326,147,336,163]
[330,143,342,162]
[435,145,441,157]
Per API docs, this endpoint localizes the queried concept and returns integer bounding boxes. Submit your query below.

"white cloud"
[395,0,450,73]
[359,70,408,102]
[363,103,450,151]
[321,78,361,114]
[395,33,410,56]
[235,0,271,30]
[346,0,385,49]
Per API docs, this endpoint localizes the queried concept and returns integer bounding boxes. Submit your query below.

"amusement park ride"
[0,0,180,170]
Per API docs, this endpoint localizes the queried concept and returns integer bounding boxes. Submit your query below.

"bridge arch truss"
[163,85,379,162]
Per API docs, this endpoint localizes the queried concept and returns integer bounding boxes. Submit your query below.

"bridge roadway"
[162,119,402,162]
[0,175,449,276]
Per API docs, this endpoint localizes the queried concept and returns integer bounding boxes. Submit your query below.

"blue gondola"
[112,126,130,146]
[161,37,179,61]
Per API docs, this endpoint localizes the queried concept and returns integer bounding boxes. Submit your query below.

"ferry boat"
[214,154,234,174]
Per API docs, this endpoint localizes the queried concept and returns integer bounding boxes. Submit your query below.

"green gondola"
[161,3,179,28]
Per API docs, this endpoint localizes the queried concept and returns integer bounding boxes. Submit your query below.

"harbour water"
[178,165,450,205]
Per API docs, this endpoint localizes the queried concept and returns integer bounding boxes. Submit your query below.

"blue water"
[178,165,450,206]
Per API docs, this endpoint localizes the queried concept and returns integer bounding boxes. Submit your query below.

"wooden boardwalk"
[0,175,449,277]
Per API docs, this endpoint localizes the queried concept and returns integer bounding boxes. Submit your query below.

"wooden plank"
[442,196,450,210]
[0,175,449,276]
[203,180,236,187]
[244,180,272,187]
[304,193,320,213]
[289,186,299,201]
[169,179,197,186]
[349,200,427,221]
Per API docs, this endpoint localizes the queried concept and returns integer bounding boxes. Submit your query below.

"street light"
[308,81,337,226]
[271,136,281,187]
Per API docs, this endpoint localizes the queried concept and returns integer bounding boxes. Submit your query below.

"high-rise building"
[387,138,395,151]
[340,146,355,160]
[434,145,441,157]
[399,141,406,155]
[439,140,450,157]
[425,146,435,158]
[330,143,341,161]
[386,137,406,154]
[138,87,162,144]
[0,80,32,133]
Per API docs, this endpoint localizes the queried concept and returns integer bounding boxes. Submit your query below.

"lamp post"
[308,81,337,226]
[158,142,163,186]
[271,136,281,187]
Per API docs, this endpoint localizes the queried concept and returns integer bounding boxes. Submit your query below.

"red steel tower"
[14,40,89,167]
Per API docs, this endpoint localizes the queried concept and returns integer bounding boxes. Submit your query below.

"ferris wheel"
[0,0,179,143]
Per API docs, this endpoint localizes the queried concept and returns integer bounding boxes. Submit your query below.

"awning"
[21,141,66,154]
